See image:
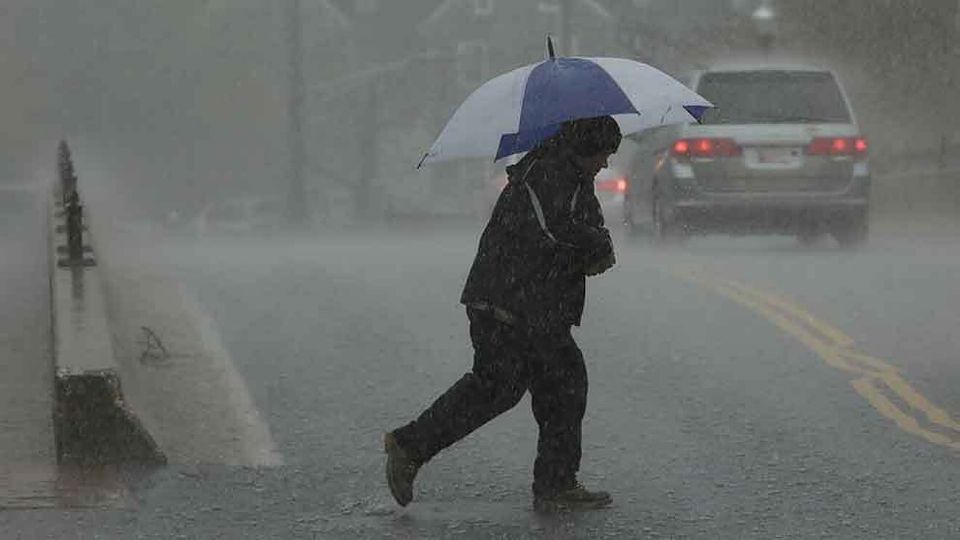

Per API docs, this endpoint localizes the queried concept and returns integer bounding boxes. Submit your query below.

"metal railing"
[55,141,94,268]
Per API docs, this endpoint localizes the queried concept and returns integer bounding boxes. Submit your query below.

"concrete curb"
[48,194,165,466]
[86,223,284,467]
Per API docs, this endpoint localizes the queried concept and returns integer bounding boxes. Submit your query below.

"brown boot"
[384,432,421,506]
[534,483,613,511]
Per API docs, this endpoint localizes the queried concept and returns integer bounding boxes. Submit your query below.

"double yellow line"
[672,266,960,452]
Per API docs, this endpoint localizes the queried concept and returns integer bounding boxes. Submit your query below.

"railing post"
[58,140,77,207]
[66,193,84,262]
[55,141,94,268]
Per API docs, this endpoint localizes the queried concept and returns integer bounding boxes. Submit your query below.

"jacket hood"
[506,142,584,185]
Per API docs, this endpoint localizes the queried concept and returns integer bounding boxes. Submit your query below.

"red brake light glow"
[596,177,629,194]
[807,137,869,156]
[671,138,741,159]
[672,140,690,156]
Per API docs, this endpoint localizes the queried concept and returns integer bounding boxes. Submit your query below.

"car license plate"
[756,147,800,165]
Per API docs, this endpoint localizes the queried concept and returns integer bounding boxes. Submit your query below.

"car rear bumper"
[672,196,868,233]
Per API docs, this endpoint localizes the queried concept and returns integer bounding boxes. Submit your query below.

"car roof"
[678,61,859,128]
[697,62,833,75]
[684,62,845,96]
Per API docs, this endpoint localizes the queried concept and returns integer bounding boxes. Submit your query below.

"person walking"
[385,115,622,511]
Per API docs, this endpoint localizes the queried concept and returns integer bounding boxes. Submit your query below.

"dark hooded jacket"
[460,141,614,333]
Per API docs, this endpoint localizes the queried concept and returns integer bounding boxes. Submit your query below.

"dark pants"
[392,308,588,496]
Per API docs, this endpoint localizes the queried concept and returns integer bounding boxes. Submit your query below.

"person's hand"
[584,251,615,276]
[578,228,615,276]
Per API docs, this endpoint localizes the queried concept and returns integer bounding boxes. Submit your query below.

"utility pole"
[559,0,572,55]
[751,2,777,61]
[355,79,379,219]
[285,0,308,226]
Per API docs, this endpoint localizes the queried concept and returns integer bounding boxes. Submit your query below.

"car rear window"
[697,71,851,125]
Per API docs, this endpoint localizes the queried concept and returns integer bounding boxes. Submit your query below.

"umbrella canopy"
[419,41,712,168]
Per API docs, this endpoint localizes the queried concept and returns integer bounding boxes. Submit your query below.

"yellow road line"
[720,279,857,349]
[833,349,895,374]
[727,277,960,437]
[852,377,960,451]
[877,370,960,433]
[675,269,859,373]
[670,266,960,450]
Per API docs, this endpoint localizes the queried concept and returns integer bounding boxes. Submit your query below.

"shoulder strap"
[524,183,557,244]
[517,160,559,244]
[570,184,582,214]
[520,163,585,244]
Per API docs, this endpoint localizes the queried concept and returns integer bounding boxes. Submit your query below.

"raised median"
[48,142,164,466]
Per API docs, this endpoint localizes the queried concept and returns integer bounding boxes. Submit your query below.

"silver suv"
[623,65,870,247]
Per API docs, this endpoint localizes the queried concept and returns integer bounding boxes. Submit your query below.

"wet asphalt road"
[4,218,960,538]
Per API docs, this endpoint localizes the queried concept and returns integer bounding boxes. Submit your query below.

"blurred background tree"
[3,0,957,220]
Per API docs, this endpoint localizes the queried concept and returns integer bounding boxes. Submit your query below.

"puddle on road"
[0,464,131,510]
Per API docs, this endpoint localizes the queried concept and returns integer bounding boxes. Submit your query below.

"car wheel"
[624,216,644,239]
[652,190,685,245]
[832,211,868,249]
[623,197,649,240]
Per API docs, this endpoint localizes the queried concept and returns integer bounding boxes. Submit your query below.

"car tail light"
[597,177,628,194]
[671,138,742,159]
[806,137,868,156]
[672,140,690,156]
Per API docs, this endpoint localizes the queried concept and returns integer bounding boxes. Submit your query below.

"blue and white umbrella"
[419,39,712,167]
